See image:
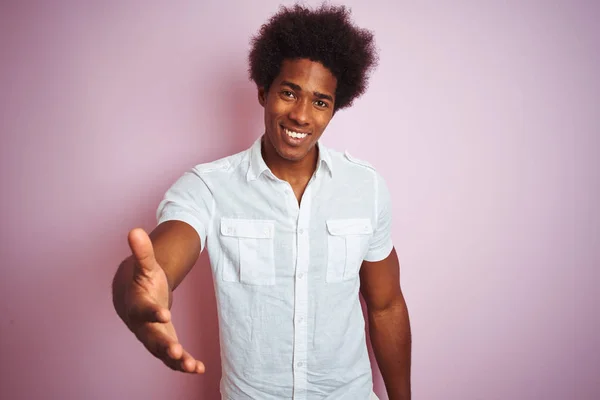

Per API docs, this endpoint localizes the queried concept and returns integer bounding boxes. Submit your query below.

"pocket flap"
[220,218,274,239]
[326,219,373,236]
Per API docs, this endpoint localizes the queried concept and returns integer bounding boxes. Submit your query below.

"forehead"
[275,58,337,95]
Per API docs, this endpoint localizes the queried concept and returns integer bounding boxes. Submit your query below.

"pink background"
[1,1,598,399]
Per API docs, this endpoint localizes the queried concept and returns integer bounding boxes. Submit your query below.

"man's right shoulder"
[189,148,249,177]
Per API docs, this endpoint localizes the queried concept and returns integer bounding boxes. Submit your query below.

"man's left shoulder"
[324,145,383,181]
[342,150,377,172]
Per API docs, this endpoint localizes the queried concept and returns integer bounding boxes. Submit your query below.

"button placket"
[291,178,314,400]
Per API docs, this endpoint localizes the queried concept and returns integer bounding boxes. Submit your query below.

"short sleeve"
[156,169,214,252]
[364,172,394,262]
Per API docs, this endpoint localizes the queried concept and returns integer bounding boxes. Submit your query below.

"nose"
[288,98,310,126]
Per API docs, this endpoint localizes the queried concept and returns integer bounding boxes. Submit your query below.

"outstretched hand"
[124,228,205,374]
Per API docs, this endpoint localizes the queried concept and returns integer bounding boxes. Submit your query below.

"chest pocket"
[326,218,373,282]
[220,218,275,285]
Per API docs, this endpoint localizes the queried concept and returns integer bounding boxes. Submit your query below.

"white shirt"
[156,136,393,400]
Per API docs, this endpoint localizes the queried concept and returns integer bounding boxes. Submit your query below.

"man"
[112,4,411,399]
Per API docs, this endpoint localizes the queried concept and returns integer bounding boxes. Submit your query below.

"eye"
[281,90,295,99]
[314,100,328,108]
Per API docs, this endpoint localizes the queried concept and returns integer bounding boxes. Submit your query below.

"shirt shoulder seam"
[343,150,377,172]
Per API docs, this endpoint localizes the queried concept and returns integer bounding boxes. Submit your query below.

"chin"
[275,144,306,162]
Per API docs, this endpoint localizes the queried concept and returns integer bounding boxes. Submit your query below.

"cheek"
[269,99,290,117]
[316,114,333,131]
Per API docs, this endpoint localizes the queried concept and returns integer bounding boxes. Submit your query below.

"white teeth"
[284,128,308,139]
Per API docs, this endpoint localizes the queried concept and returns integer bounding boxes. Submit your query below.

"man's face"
[259,58,337,162]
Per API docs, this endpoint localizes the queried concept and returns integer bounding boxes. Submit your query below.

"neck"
[261,135,318,185]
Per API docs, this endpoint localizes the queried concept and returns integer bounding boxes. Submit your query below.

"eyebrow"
[281,80,334,103]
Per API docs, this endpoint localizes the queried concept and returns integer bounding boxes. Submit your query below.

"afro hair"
[248,3,378,112]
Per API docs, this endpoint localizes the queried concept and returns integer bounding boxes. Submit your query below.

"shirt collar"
[246,135,334,182]
[316,140,334,177]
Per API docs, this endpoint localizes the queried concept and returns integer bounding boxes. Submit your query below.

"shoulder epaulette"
[344,150,375,171]
[194,158,231,174]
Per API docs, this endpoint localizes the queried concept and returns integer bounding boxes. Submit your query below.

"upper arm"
[360,247,403,312]
[148,220,201,291]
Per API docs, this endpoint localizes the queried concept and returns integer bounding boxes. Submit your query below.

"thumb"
[128,228,158,273]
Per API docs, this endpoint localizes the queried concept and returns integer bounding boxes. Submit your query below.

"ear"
[258,86,267,107]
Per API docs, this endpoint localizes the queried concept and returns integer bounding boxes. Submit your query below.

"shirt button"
[297,362,304,367]
[299,228,304,234]
[298,273,304,279]
[298,317,304,324]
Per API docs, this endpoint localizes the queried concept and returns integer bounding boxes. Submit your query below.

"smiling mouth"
[281,125,310,139]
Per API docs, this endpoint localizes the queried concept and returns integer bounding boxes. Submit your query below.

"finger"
[155,307,171,323]
[178,348,205,374]
[143,328,204,374]
[165,341,183,360]
[138,323,180,360]
[127,296,171,323]
[160,343,187,371]
[127,228,157,273]
[195,360,206,374]
[155,338,201,374]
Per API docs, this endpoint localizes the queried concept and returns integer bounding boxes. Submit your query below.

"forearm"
[368,297,411,400]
